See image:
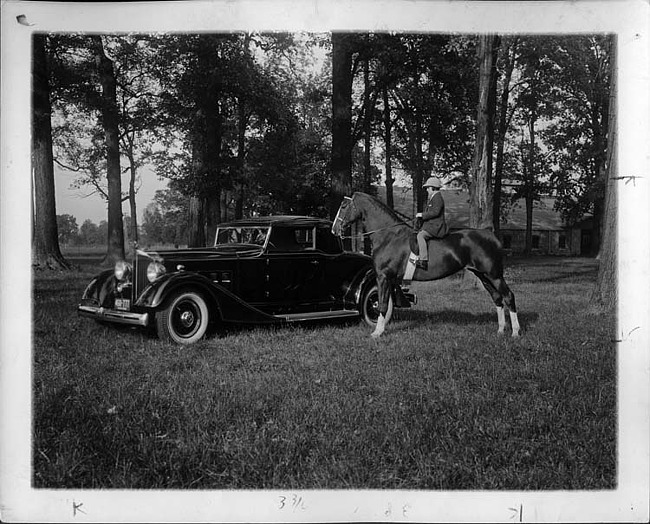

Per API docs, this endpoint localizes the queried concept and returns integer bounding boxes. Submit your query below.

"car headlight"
[114,260,132,281]
[147,261,166,282]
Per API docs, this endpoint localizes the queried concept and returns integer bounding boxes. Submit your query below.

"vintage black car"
[78,216,416,344]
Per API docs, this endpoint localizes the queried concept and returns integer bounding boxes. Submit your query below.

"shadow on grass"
[524,267,599,284]
[392,307,540,333]
[89,308,541,345]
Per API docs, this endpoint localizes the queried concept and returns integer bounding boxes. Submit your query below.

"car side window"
[268,227,302,252]
[316,226,343,254]
[294,227,315,249]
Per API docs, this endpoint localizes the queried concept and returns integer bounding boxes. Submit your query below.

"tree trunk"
[590,38,617,309]
[524,115,536,255]
[589,92,609,256]
[362,60,373,193]
[32,34,71,270]
[330,32,354,220]
[126,147,139,245]
[91,35,125,265]
[414,111,425,213]
[469,34,500,229]
[235,99,247,220]
[382,85,394,210]
[493,38,517,236]
[525,190,534,255]
[188,195,206,247]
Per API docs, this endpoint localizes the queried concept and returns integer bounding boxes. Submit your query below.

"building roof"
[377,186,581,231]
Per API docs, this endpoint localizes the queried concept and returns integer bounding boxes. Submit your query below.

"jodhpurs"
[417,230,434,261]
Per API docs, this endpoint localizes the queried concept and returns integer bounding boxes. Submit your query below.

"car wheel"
[360,283,393,327]
[156,291,209,344]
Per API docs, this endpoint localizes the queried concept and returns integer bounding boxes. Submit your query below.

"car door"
[234,257,270,308]
[313,225,349,305]
[266,226,328,313]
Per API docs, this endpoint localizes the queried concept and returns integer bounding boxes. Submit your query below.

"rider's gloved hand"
[415,213,423,230]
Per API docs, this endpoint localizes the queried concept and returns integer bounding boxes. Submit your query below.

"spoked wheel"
[156,291,209,344]
[360,283,393,327]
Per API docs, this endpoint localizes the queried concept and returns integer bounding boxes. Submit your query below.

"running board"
[275,310,360,322]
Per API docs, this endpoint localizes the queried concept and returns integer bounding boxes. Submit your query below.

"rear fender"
[351,269,407,306]
[351,268,377,305]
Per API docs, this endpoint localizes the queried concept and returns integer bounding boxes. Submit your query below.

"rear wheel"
[156,291,209,344]
[360,283,393,327]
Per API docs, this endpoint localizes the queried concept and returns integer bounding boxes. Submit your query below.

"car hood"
[137,244,263,261]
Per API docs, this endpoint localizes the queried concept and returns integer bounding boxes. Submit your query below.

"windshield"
[214,226,270,247]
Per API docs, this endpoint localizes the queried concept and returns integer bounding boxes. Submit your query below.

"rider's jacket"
[421,191,449,238]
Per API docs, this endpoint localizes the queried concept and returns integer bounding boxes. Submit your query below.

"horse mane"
[352,191,409,226]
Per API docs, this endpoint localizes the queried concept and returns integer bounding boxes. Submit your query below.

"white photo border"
[1,1,648,522]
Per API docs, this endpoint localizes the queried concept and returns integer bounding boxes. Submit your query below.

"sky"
[54,164,167,225]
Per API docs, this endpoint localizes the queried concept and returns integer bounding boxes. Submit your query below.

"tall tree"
[113,36,160,244]
[469,34,500,229]
[90,35,125,263]
[382,83,395,209]
[330,32,354,218]
[590,37,617,309]
[544,35,612,255]
[503,37,558,253]
[32,34,71,270]
[493,37,519,236]
[57,214,79,245]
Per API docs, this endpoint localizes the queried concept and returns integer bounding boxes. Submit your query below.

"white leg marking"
[496,306,506,334]
[510,311,521,337]
[371,314,386,338]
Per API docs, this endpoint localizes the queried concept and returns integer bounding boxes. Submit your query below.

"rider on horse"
[415,176,449,270]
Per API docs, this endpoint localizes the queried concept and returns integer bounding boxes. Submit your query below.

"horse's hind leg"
[468,270,520,337]
[468,269,507,335]
[490,276,520,337]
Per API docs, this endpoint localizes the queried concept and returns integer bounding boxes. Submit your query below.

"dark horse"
[332,192,520,338]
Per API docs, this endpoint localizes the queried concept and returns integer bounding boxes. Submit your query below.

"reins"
[334,195,416,239]
[338,222,408,240]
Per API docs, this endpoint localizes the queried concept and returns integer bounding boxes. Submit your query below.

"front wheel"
[360,283,393,327]
[156,291,209,344]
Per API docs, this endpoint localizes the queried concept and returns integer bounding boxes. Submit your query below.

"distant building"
[375,186,593,256]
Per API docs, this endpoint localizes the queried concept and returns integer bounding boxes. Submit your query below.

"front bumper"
[78,305,149,327]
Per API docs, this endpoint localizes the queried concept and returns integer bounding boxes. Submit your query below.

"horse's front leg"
[371,273,392,339]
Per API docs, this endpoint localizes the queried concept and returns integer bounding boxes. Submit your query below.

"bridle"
[332,195,413,239]
[331,196,354,236]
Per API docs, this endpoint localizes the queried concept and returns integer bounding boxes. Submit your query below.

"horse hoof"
[512,331,521,338]
[371,331,382,339]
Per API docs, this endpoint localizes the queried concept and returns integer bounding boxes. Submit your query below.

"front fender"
[136,272,220,309]
[81,269,116,307]
[137,272,280,324]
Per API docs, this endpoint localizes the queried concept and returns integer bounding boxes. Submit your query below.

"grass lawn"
[32,256,616,490]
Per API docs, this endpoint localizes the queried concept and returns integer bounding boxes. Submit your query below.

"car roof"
[218,215,333,228]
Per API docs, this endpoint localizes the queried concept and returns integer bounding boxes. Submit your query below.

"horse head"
[332,195,362,237]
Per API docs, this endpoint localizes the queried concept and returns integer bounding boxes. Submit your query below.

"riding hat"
[423,176,443,189]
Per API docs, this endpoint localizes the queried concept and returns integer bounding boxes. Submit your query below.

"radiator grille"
[133,253,150,299]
